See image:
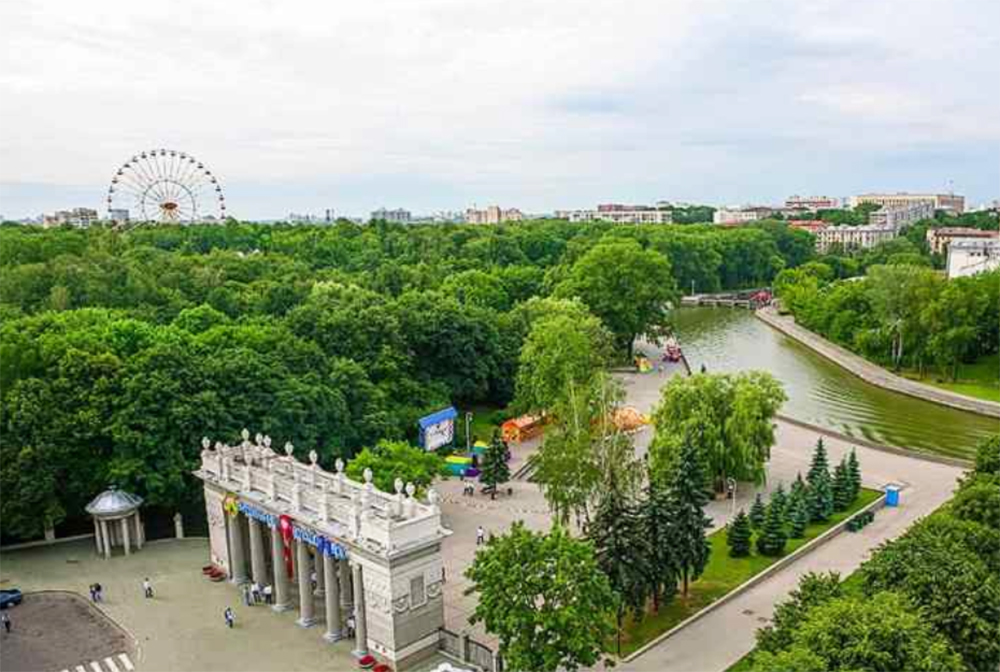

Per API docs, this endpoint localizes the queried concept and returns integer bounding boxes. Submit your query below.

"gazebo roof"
[85,486,143,517]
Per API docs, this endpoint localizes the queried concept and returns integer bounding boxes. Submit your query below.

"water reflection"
[672,307,999,459]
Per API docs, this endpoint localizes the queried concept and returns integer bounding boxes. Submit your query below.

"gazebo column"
[248,518,267,586]
[270,526,291,612]
[100,519,112,559]
[351,563,368,656]
[339,558,352,614]
[134,513,144,550]
[121,517,131,556]
[323,553,342,642]
[93,519,104,556]
[296,539,315,627]
[228,513,248,583]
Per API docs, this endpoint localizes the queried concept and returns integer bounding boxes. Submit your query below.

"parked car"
[0,588,23,609]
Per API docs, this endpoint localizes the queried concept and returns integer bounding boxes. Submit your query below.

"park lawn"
[902,353,1000,403]
[618,488,882,657]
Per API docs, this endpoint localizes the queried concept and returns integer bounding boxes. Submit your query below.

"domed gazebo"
[86,486,145,558]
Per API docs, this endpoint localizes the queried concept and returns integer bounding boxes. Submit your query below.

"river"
[671,307,998,460]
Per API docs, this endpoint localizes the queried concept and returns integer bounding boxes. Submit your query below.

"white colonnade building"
[194,430,451,669]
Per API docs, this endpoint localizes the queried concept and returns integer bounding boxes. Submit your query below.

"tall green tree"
[554,239,678,358]
[749,493,766,530]
[465,522,617,672]
[640,476,679,611]
[589,473,653,654]
[649,371,786,492]
[806,439,834,522]
[756,503,788,557]
[667,435,713,596]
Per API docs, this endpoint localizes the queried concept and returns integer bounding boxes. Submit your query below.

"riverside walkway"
[756,306,1000,418]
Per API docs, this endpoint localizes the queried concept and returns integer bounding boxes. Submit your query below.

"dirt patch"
[0,591,134,672]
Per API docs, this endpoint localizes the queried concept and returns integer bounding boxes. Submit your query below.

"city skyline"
[2,0,998,219]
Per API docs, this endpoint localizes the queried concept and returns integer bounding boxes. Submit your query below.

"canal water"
[672,307,998,460]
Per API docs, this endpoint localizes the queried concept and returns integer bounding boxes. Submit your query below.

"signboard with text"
[418,406,458,452]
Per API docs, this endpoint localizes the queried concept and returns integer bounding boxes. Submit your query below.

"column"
[351,563,368,657]
[121,517,131,556]
[296,539,315,627]
[100,519,112,559]
[322,553,343,642]
[270,527,291,612]
[339,558,352,613]
[134,514,144,550]
[314,548,325,596]
[229,513,248,583]
[248,518,267,586]
[93,519,103,556]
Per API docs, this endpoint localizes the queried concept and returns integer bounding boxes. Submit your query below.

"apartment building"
[926,227,1000,255]
[785,195,841,211]
[867,200,935,230]
[850,192,965,214]
[370,208,412,224]
[43,207,99,228]
[567,205,672,224]
[712,206,776,225]
[465,206,523,224]
[947,239,1000,278]
[815,224,898,253]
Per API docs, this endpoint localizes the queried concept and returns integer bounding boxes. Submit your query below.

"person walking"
[346,613,356,639]
[224,607,235,628]
[89,584,97,602]
[2,612,11,635]
[241,584,252,607]
[263,584,273,605]
[142,578,153,599]
[250,582,261,605]
[476,525,485,546]
[94,583,103,602]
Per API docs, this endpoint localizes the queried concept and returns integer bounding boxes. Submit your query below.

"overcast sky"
[1,0,998,219]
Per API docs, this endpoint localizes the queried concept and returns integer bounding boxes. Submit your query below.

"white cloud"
[1,0,998,218]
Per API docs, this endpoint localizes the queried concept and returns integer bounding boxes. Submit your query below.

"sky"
[1,0,998,220]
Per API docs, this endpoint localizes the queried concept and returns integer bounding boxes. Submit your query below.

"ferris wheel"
[106,149,226,226]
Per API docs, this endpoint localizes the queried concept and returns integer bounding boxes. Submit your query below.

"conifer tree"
[480,429,511,500]
[727,509,753,558]
[641,476,679,612]
[847,448,862,503]
[832,459,852,511]
[807,439,834,522]
[756,503,788,556]
[789,495,809,538]
[667,435,712,597]
[770,482,788,522]
[589,471,651,654]
[750,492,767,530]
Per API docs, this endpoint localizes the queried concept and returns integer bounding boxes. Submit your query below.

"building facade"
[815,224,898,252]
[43,207,99,227]
[712,206,776,225]
[947,239,1000,278]
[788,220,829,234]
[850,192,965,215]
[194,432,449,669]
[867,200,934,229]
[784,195,841,211]
[567,205,672,224]
[465,206,523,224]
[926,227,1000,255]
[371,208,412,224]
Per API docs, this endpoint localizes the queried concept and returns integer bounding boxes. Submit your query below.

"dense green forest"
[0,218,813,541]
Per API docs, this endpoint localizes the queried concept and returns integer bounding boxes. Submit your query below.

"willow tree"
[649,371,786,492]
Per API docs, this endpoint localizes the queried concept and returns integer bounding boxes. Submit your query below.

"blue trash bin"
[885,485,900,507]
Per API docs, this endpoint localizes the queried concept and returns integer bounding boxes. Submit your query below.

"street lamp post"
[465,412,473,453]
[727,477,737,518]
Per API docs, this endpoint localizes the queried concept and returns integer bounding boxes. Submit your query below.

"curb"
[755,307,1000,419]
[622,493,887,663]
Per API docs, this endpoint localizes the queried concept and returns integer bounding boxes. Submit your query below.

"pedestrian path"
[59,652,134,672]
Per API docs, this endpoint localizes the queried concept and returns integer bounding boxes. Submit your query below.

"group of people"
[240,581,274,606]
[88,582,105,602]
